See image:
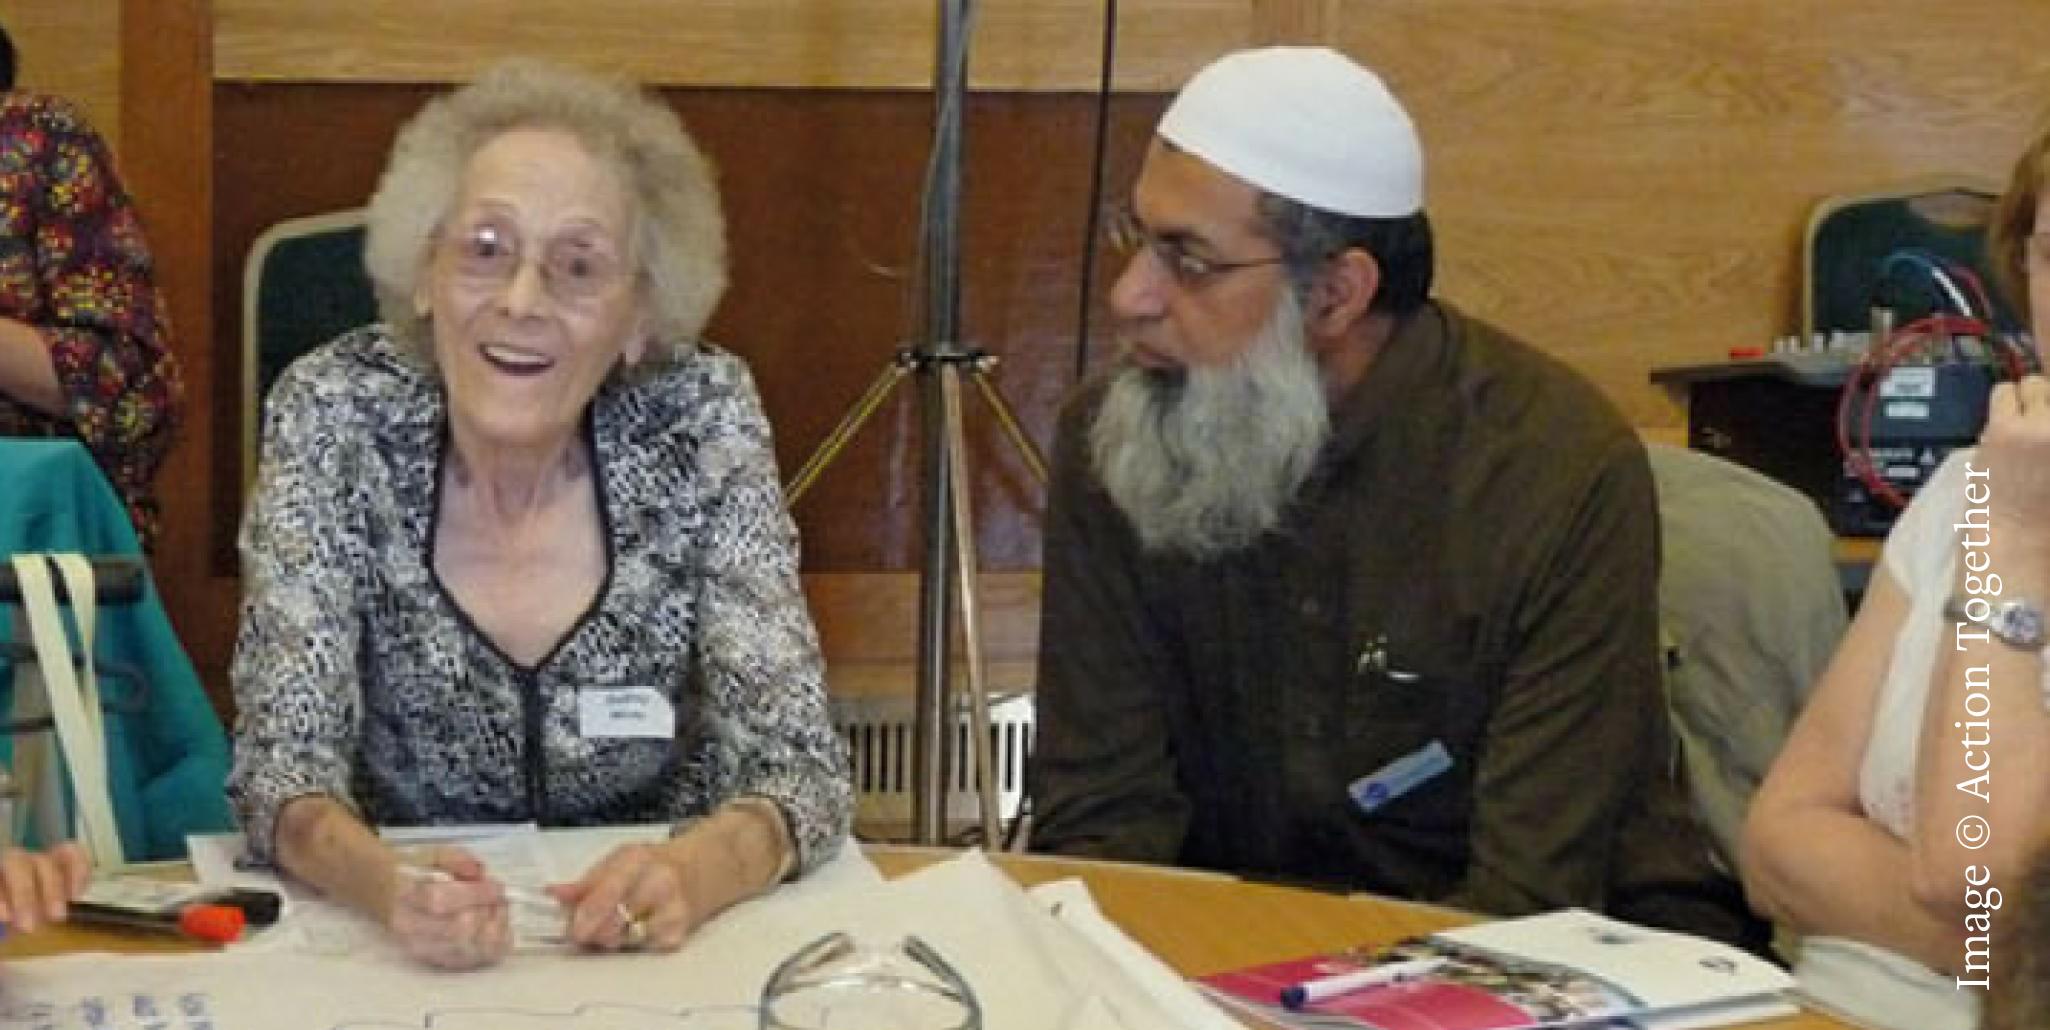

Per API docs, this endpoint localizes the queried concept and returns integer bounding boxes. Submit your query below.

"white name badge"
[577,686,677,739]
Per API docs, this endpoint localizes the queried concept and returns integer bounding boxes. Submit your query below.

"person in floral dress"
[0,22,181,547]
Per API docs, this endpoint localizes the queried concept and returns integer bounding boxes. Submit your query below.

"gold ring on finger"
[617,902,649,950]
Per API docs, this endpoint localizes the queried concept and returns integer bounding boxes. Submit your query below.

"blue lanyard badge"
[1347,740,1453,815]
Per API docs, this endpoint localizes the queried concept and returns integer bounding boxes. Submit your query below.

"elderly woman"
[1742,121,2050,1030]
[228,59,850,970]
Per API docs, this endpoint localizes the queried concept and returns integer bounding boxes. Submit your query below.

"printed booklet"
[1198,908,1796,1030]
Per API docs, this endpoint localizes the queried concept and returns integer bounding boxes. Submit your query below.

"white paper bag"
[8,552,124,867]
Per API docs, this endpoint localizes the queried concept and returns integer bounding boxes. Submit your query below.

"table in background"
[7,847,1852,1030]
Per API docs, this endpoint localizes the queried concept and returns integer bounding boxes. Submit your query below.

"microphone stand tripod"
[784,0,1048,847]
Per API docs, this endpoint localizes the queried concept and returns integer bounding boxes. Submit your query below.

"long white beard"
[1089,292,1331,557]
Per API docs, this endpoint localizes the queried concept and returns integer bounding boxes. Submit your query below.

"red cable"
[1836,315,1994,512]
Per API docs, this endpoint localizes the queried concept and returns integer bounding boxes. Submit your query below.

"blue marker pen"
[1280,957,1445,1009]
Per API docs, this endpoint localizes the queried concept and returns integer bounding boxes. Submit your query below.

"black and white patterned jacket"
[228,326,850,873]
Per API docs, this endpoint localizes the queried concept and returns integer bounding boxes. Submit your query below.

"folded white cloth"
[1795,935,1981,1030]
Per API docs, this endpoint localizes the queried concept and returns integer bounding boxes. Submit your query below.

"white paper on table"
[186,824,550,914]
[189,826,882,958]
[382,823,564,946]
[1029,878,1243,1030]
[15,838,1200,1030]
[190,824,573,953]
[186,832,290,904]
[721,849,1225,1030]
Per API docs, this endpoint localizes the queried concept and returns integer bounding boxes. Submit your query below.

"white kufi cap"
[1158,47,1423,218]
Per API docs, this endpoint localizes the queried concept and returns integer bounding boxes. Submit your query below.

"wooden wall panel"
[208,86,1161,704]
[214,0,1248,91]
[804,571,1040,698]
[1335,0,2050,428]
[123,0,227,712]
[8,0,120,151]
[146,0,2050,700]
[210,86,1163,572]
[1251,0,1330,44]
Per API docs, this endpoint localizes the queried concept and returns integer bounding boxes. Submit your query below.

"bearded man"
[1027,46,1756,946]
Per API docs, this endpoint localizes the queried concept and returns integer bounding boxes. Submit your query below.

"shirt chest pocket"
[1345,646,1448,733]
[1337,634,1493,773]
[1323,648,1484,834]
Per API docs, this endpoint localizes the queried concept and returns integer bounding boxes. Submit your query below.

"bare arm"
[0,97,180,533]
[1908,381,2050,921]
[274,795,516,969]
[0,316,63,414]
[272,796,408,923]
[1746,381,2050,973]
[551,797,792,951]
[662,797,793,922]
[1743,571,1966,971]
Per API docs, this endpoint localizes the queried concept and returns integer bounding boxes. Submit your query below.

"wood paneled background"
[90,0,2050,713]
[1344,2,2050,427]
[8,0,120,151]
[213,0,1247,91]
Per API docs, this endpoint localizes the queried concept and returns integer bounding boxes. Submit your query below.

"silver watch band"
[1944,594,2048,651]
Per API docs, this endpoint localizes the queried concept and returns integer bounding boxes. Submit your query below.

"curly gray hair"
[363,58,727,362]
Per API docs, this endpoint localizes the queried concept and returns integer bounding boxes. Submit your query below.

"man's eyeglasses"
[1106,204,1287,287]
[440,221,632,305]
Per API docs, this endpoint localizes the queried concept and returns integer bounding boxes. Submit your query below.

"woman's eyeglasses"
[440,221,631,305]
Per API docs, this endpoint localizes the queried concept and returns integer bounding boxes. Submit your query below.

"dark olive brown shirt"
[1030,302,1736,935]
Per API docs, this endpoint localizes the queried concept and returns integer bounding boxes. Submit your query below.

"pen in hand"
[394,862,568,948]
[395,862,558,912]
[1280,956,1447,1010]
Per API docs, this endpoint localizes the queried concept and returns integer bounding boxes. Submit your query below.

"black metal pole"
[911,0,973,845]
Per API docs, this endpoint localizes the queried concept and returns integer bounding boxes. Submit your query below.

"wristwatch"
[1945,595,2049,651]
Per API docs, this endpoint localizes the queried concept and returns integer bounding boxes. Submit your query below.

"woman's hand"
[386,846,515,970]
[546,801,792,955]
[0,841,90,933]
[548,841,694,953]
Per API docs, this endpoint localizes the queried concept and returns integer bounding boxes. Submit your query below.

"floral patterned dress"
[0,93,180,547]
